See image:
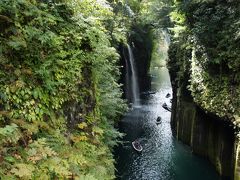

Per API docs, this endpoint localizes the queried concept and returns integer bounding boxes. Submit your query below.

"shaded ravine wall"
[235,140,240,180]
[167,1,240,179]
[119,24,153,101]
[169,72,240,179]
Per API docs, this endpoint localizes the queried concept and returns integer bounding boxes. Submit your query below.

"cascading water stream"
[126,44,140,106]
[124,49,130,102]
[162,29,170,46]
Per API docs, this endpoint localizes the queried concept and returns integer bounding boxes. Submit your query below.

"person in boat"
[134,140,140,146]
[166,93,171,98]
[156,117,162,125]
[157,116,161,122]
[132,139,143,152]
[133,140,141,149]
[162,102,168,108]
[162,102,171,112]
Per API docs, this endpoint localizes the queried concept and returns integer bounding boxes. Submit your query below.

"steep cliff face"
[0,0,127,179]
[170,74,235,178]
[168,0,240,179]
[120,23,153,99]
[169,42,240,179]
[129,24,153,91]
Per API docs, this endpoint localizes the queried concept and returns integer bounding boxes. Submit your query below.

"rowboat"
[132,140,143,152]
[141,91,156,95]
[166,93,171,98]
[156,116,162,125]
[162,103,171,112]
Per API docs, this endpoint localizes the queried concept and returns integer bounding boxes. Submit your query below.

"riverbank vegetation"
[0,0,133,178]
[166,1,240,178]
[167,0,240,134]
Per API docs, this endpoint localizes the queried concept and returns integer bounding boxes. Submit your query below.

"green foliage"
[168,0,240,132]
[150,29,169,68]
[183,0,240,71]
[0,123,21,145]
[137,0,172,28]
[0,0,128,179]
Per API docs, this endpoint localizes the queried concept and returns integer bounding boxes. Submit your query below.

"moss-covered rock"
[0,0,128,179]
[168,0,240,179]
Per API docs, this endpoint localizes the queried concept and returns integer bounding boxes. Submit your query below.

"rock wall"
[119,24,153,100]
[167,1,240,178]
[234,140,240,180]
[170,71,239,179]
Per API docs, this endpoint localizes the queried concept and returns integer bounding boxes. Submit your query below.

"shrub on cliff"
[168,0,240,131]
[0,0,127,179]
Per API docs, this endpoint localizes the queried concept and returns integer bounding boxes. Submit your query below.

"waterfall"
[124,49,130,102]
[126,44,139,106]
[162,29,170,47]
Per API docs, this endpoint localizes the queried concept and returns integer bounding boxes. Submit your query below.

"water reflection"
[115,67,220,180]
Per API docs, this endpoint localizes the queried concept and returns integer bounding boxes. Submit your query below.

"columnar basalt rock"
[234,138,240,180]
[168,1,240,178]
[169,70,236,178]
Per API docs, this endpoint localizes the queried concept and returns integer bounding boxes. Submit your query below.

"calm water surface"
[115,67,220,180]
